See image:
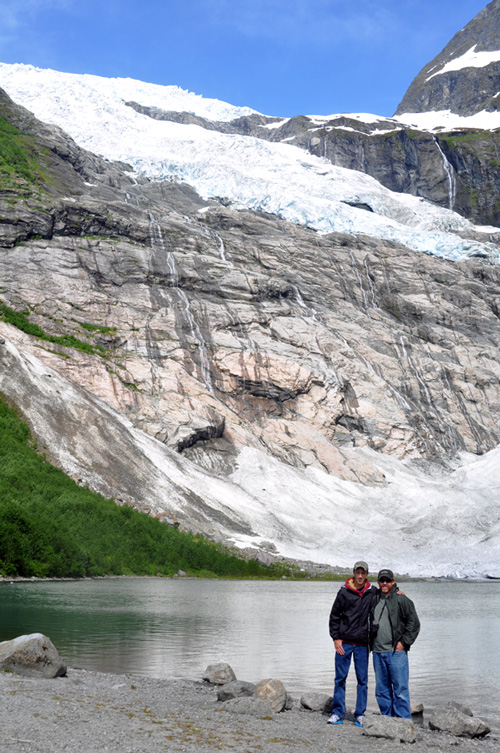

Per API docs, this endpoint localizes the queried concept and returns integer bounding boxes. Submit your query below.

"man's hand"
[334,639,345,655]
[395,641,405,652]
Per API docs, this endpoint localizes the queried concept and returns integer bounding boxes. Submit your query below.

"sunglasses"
[378,577,392,584]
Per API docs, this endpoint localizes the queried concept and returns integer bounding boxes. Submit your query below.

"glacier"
[1,63,500,264]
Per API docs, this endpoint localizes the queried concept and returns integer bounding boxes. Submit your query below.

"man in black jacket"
[370,568,420,719]
[328,561,374,727]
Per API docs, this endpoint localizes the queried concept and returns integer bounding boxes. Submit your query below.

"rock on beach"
[0,632,66,678]
[0,644,497,753]
[0,664,498,753]
[429,705,491,738]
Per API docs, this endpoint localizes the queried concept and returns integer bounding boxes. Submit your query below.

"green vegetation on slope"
[0,302,106,357]
[0,396,291,579]
[0,115,44,192]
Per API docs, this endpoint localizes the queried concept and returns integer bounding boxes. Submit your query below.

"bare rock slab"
[202,663,236,685]
[363,716,417,743]
[429,706,490,738]
[255,678,288,712]
[0,633,66,678]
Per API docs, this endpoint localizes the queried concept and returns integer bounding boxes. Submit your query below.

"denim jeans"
[372,650,411,718]
[331,643,369,718]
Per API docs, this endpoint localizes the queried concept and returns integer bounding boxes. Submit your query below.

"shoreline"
[1,573,498,584]
[1,666,497,753]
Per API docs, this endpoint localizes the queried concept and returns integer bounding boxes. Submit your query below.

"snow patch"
[228,445,500,578]
[395,108,500,132]
[426,45,500,81]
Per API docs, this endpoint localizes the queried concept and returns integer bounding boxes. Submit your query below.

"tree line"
[0,395,293,580]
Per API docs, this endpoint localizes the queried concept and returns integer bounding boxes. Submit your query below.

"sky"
[0,0,490,118]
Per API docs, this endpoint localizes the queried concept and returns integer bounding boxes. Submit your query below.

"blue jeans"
[331,643,368,718]
[372,650,411,718]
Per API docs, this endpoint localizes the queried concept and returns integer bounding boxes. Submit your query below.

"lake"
[1,578,498,730]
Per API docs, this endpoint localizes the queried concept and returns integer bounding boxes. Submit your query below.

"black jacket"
[369,586,420,652]
[329,578,375,646]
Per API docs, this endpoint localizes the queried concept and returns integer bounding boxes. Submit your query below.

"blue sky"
[0,0,489,117]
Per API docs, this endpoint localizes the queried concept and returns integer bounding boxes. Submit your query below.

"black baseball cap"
[377,569,394,580]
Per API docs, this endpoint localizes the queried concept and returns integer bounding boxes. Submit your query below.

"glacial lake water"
[1,578,498,731]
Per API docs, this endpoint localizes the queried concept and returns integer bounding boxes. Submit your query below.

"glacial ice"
[1,63,499,264]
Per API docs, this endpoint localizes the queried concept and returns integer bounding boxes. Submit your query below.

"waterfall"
[434,138,456,211]
[213,231,232,265]
[291,284,317,320]
[148,213,214,395]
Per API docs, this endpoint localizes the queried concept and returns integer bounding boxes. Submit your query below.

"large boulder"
[216,680,256,701]
[363,716,417,743]
[300,692,332,713]
[254,678,288,712]
[0,633,66,678]
[429,706,490,738]
[202,663,236,685]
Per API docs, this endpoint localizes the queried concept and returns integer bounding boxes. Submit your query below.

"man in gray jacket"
[370,568,420,719]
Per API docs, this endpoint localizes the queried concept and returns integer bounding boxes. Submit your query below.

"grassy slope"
[0,113,46,194]
[0,396,295,579]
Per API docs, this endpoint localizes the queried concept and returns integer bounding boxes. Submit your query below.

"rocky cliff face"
[2,87,500,470]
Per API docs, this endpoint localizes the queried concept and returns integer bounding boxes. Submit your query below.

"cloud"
[200,0,401,47]
[0,0,73,31]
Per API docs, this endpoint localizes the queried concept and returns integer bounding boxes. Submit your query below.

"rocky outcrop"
[396,0,500,116]
[3,164,500,474]
[3,96,500,466]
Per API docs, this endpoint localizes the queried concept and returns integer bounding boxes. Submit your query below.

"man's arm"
[398,597,421,650]
[328,590,345,641]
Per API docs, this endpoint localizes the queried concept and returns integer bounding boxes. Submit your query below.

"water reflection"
[0,578,498,730]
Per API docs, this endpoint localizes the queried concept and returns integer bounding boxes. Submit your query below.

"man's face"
[378,577,395,595]
[353,568,368,589]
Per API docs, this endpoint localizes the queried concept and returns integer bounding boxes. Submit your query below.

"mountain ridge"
[396,0,500,116]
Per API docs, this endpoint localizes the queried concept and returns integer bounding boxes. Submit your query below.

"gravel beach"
[1,667,498,753]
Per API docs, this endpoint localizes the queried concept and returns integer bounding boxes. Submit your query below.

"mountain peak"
[396,0,500,116]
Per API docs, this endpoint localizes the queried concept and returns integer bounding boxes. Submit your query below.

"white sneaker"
[354,715,364,727]
[327,714,343,725]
